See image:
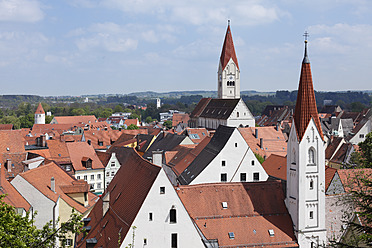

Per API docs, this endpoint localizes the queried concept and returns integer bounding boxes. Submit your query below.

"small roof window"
[222,202,228,209]
[268,229,275,237]
[228,232,235,239]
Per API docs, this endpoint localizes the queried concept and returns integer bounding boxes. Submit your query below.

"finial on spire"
[302,31,310,64]
[228,19,230,26]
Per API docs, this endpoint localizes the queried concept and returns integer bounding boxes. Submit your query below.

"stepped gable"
[220,22,239,70]
[293,40,324,141]
[177,181,297,247]
[35,103,45,114]
[199,98,240,119]
[178,125,234,184]
[77,148,161,248]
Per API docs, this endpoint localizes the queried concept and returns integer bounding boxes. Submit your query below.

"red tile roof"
[84,121,112,131]
[220,23,239,70]
[0,124,13,130]
[238,127,287,158]
[53,115,97,125]
[66,142,104,171]
[325,137,343,160]
[35,103,45,114]
[325,166,337,192]
[0,130,26,154]
[83,129,123,150]
[184,128,210,144]
[19,161,98,213]
[177,181,297,247]
[172,113,190,127]
[189,98,212,118]
[0,165,31,211]
[293,41,323,141]
[123,119,139,127]
[261,154,287,180]
[77,148,161,248]
[338,168,372,193]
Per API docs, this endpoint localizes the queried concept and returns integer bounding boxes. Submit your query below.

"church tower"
[218,21,240,99]
[34,103,45,124]
[286,36,326,247]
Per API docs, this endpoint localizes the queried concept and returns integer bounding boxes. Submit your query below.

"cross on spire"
[303,31,309,42]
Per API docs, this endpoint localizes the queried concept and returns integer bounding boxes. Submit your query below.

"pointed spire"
[303,31,310,64]
[293,38,324,141]
[35,103,45,114]
[220,20,239,70]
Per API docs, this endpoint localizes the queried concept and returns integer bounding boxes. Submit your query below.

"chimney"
[136,135,140,150]
[275,123,279,131]
[102,192,110,216]
[255,129,258,139]
[51,177,55,193]
[260,138,263,149]
[152,150,163,166]
[41,135,46,147]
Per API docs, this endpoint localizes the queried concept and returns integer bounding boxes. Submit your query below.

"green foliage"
[130,113,141,121]
[145,116,153,123]
[163,120,172,130]
[254,153,265,164]
[19,113,34,128]
[125,226,137,248]
[114,104,124,113]
[349,132,372,168]
[126,124,139,130]
[0,116,21,129]
[45,115,54,124]
[0,194,84,248]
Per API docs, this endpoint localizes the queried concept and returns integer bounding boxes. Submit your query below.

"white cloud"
[99,0,284,26]
[0,0,44,22]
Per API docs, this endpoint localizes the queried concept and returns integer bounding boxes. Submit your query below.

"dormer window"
[82,157,92,169]
[268,229,275,237]
[228,232,235,239]
[222,202,228,209]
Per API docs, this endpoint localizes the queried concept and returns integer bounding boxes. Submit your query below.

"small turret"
[34,103,45,124]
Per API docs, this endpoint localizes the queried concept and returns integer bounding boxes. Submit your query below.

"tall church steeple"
[218,21,240,99]
[286,36,326,248]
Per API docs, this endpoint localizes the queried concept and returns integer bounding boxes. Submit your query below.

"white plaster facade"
[120,167,204,248]
[218,57,240,99]
[34,112,45,124]
[190,128,268,185]
[104,152,121,189]
[197,99,255,129]
[286,118,327,247]
[349,119,371,145]
[75,169,104,194]
[11,175,58,229]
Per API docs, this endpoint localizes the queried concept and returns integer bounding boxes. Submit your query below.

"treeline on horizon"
[0,90,370,129]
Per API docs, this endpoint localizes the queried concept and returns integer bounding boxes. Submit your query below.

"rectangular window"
[111,171,115,176]
[91,175,94,180]
[171,233,177,248]
[170,209,177,223]
[106,171,110,177]
[160,187,165,194]
[251,160,255,166]
[235,142,238,147]
[240,173,246,182]
[84,175,87,181]
[97,183,101,189]
[310,180,314,190]
[221,173,227,182]
[97,174,101,179]
[65,238,73,246]
[310,211,313,219]
[111,161,115,167]
[149,212,153,221]
[253,172,259,181]
[360,134,365,139]
[221,160,226,166]
[144,239,147,245]
[76,176,80,180]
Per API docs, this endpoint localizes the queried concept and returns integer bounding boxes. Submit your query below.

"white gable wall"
[11,175,58,229]
[190,129,268,185]
[227,99,255,128]
[104,152,121,189]
[121,168,204,248]
[349,119,371,145]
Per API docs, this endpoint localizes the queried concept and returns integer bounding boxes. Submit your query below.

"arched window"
[308,148,315,164]
[291,149,296,164]
[170,209,177,223]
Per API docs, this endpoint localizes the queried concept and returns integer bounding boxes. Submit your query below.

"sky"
[0,0,371,96]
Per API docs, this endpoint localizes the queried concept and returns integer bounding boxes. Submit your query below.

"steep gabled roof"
[293,41,324,141]
[261,154,287,181]
[220,23,239,70]
[0,130,26,154]
[18,161,97,213]
[178,125,235,184]
[199,98,240,120]
[189,98,212,118]
[66,142,104,171]
[177,181,297,247]
[77,148,161,248]
[35,103,45,114]
[0,164,31,211]
[142,133,188,159]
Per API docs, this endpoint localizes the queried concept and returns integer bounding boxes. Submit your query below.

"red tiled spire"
[293,40,324,141]
[35,103,45,114]
[220,20,239,70]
